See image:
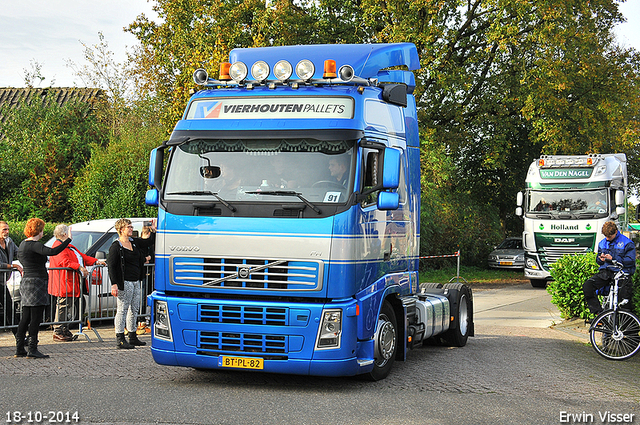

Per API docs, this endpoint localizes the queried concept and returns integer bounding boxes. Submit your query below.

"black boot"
[26,337,49,359]
[116,333,135,349]
[128,332,146,346]
[15,334,27,357]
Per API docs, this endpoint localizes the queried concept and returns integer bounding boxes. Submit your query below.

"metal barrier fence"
[1,267,20,333]
[419,250,468,284]
[0,263,155,342]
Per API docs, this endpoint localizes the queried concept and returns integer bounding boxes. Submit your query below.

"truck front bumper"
[524,267,550,280]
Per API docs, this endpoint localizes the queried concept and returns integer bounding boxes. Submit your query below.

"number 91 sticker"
[323,192,341,203]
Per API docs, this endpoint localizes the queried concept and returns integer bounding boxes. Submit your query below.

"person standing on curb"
[49,224,106,342]
[0,221,23,333]
[16,218,71,358]
[107,219,155,349]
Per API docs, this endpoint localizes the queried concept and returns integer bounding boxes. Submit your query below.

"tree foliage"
[69,99,165,222]
[0,95,106,222]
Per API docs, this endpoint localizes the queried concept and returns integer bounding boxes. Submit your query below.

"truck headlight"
[526,258,539,270]
[154,300,173,341]
[316,309,342,349]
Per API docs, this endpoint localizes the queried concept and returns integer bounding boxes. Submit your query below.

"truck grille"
[200,305,287,326]
[171,256,323,291]
[199,331,287,355]
[540,246,592,268]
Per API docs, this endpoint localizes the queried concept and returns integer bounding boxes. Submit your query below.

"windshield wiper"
[166,191,236,212]
[245,190,322,214]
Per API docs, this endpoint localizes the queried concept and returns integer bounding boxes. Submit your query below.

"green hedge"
[548,252,640,319]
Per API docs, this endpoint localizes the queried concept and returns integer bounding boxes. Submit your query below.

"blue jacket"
[596,231,636,275]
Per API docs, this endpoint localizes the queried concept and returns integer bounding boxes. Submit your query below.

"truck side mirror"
[516,191,523,207]
[382,148,401,189]
[148,147,165,189]
[146,189,159,207]
[615,190,624,206]
[515,207,523,217]
[378,191,399,210]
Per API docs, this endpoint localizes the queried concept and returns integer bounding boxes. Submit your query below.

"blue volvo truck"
[145,43,474,380]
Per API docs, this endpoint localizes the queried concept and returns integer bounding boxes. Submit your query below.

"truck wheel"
[442,283,472,347]
[365,301,397,381]
[530,279,547,288]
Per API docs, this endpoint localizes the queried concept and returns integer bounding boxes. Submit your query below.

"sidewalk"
[551,318,590,342]
[0,324,149,350]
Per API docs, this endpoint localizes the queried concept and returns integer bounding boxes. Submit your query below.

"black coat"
[107,234,155,290]
[0,236,19,283]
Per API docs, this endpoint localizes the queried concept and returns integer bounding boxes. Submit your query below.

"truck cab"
[516,154,628,287]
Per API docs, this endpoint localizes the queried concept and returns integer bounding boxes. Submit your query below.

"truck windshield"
[526,189,609,218]
[164,138,355,204]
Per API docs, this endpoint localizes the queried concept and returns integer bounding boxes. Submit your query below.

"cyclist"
[583,221,636,322]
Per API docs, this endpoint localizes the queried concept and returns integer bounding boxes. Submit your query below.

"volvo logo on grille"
[238,267,251,278]
[169,245,200,252]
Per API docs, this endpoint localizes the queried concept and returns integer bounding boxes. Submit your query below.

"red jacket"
[48,240,99,297]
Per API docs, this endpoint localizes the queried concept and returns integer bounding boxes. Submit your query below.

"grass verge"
[420,266,528,289]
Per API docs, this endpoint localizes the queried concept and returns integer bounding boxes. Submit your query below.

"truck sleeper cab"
[146,43,474,380]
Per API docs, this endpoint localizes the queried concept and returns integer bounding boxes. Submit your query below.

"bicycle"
[588,260,640,360]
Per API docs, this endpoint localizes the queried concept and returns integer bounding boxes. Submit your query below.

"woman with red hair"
[15,218,71,358]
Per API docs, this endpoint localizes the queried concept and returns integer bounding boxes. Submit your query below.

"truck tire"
[530,279,547,288]
[441,283,472,347]
[365,301,397,381]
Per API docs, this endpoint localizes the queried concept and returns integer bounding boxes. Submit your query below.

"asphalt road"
[0,283,638,425]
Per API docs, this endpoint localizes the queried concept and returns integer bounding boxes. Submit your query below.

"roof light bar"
[193,58,373,88]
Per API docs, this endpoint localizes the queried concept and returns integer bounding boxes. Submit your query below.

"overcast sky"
[0,0,639,88]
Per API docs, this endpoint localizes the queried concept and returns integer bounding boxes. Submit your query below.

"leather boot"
[26,337,49,359]
[128,332,146,346]
[116,333,135,349]
[15,334,27,357]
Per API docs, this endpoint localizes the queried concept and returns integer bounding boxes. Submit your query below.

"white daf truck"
[515,154,628,287]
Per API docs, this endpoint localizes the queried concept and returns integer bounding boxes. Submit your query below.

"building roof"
[0,87,106,123]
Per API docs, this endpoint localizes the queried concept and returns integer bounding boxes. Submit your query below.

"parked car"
[488,237,524,269]
[7,218,153,315]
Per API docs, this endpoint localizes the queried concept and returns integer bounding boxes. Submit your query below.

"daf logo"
[554,238,575,243]
[238,267,251,279]
[169,245,201,252]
